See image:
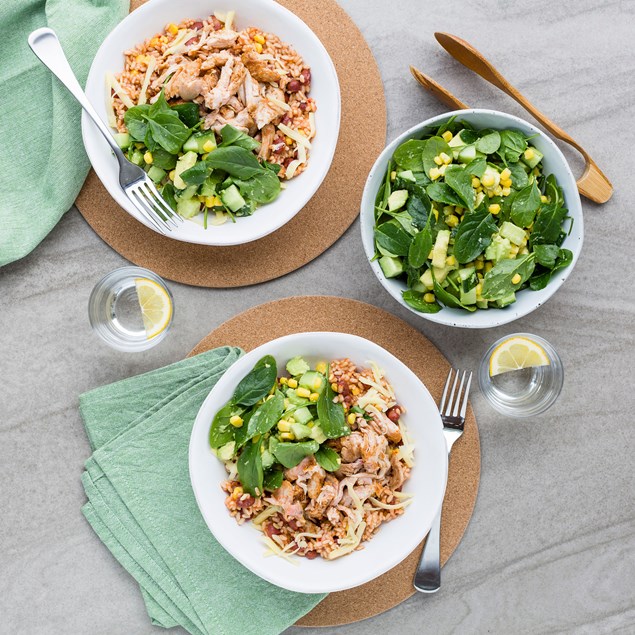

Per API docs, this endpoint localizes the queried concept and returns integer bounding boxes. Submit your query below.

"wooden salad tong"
[410,32,613,204]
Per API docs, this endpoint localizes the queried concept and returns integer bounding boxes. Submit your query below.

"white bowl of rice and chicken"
[189,332,448,593]
[82,0,340,245]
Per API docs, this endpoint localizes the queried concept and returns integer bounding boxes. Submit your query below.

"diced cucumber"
[410,280,427,293]
[292,406,313,425]
[476,299,489,309]
[285,389,309,406]
[485,234,512,261]
[432,229,451,269]
[448,130,469,148]
[460,285,477,305]
[309,425,327,444]
[499,221,526,246]
[176,197,201,219]
[147,166,166,184]
[377,244,399,258]
[217,441,235,461]
[379,255,404,279]
[396,170,416,183]
[114,132,131,149]
[130,149,144,166]
[420,268,434,290]
[496,292,516,308]
[261,449,275,469]
[458,144,484,164]
[183,131,217,154]
[432,265,452,284]
[387,190,409,211]
[200,179,216,197]
[286,356,310,377]
[290,422,312,440]
[220,184,246,212]
[521,146,543,169]
[174,151,198,190]
[458,266,476,281]
[299,371,325,394]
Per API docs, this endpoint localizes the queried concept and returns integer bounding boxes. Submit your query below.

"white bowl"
[83,0,341,246]
[360,109,584,329]
[189,332,448,594]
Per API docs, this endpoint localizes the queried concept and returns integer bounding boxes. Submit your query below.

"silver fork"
[27,28,182,235]
[414,368,472,593]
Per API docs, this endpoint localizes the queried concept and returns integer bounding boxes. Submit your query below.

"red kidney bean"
[298,102,307,111]
[192,21,204,29]
[185,37,197,45]
[282,157,294,168]
[236,495,255,509]
[281,114,291,126]
[264,523,281,538]
[386,406,402,422]
[286,79,302,93]
[304,550,318,560]
[337,380,351,397]
[211,16,223,30]
[300,68,311,84]
[288,519,300,531]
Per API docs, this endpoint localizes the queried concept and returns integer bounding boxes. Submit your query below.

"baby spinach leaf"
[511,182,541,227]
[528,269,551,291]
[481,254,536,300]
[476,131,501,154]
[444,165,475,210]
[263,161,282,175]
[246,391,285,439]
[393,139,427,172]
[433,277,476,311]
[237,438,263,496]
[402,289,442,313]
[497,130,527,164]
[464,157,487,178]
[220,124,261,151]
[232,355,278,406]
[161,182,178,212]
[374,221,412,257]
[151,148,178,170]
[205,146,264,179]
[508,162,529,189]
[545,174,563,208]
[148,113,191,154]
[315,446,341,472]
[453,209,498,263]
[123,104,151,141]
[209,402,242,449]
[263,467,284,491]
[233,409,254,450]
[408,217,432,268]
[235,169,281,204]
[554,248,573,271]
[170,102,200,128]
[533,243,560,268]
[180,161,212,186]
[406,191,431,229]
[426,182,463,207]
[422,137,452,175]
[532,203,568,244]
[272,440,320,469]
[317,368,350,439]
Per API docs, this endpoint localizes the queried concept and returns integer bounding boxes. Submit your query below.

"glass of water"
[88,266,174,351]
[478,333,564,417]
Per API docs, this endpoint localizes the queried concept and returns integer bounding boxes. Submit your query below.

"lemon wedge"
[489,336,550,376]
[135,278,172,339]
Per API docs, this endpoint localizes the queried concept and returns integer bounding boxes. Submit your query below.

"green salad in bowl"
[372,116,574,314]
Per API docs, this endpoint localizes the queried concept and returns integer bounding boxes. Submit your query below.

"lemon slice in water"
[489,336,550,377]
[135,278,172,339]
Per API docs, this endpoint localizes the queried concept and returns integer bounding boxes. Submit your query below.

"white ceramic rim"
[360,109,584,329]
[189,332,448,593]
[82,0,341,246]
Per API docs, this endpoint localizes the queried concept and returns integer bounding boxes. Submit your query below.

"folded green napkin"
[0,0,128,267]
[80,347,325,634]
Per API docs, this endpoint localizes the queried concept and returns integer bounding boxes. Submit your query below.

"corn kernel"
[202,140,215,153]
[476,186,483,193]
[438,164,447,176]
[433,155,443,166]
[455,206,464,215]
[443,205,454,216]
[502,187,511,197]
[424,292,436,303]
[500,178,512,188]
[442,130,453,142]
[316,362,327,374]
[277,420,291,432]
[150,37,161,47]
[485,262,494,272]
[287,417,295,424]
[511,273,522,285]
[279,376,288,385]
[500,168,511,180]
[312,379,322,391]
[266,394,275,400]
[285,136,293,146]
[287,378,298,389]
[475,260,484,270]
[489,204,501,215]
[432,208,439,220]
[229,415,243,428]
[309,392,319,402]
[487,190,495,198]
[540,195,549,203]
[168,169,176,181]
[446,214,459,227]
[204,196,216,207]
[351,386,360,396]
[494,185,503,196]
[532,168,540,176]
[253,34,266,44]
[471,177,481,188]
[439,152,452,165]
[446,255,456,266]
[280,432,295,441]
[297,387,311,398]
[254,42,263,54]
[520,237,528,247]
[331,382,338,392]
[477,272,484,281]
[519,246,529,255]
[429,167,441,180]
[143,151,153,164]
[524,148,535,161]
[481,174,495,188]
[390,171,396,181]
[475,283,482,298]
[347,413,356,425]
[510,245,520,256]
[167,23,179,35]
[232,486,243,498]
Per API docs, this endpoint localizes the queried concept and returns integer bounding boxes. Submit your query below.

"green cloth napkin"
[0,0,128,267]
[79,346,325,635]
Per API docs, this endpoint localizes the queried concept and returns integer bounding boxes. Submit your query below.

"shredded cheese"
[261,536,300,564]
[164,29,194,56]
[252,505,282,526]
[224,10,235,30]
[277,123,311,149]
[368,496,413,511]
[105,75,117,128]
[325,521,366,560]
[309,112,316,139]
[268,96,291,111]
[213,10,226,21]
[137,56,157,105]
[106,72,134,109]
[284,160,301,179]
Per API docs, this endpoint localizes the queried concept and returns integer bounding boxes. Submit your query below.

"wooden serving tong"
[410,32,613,204]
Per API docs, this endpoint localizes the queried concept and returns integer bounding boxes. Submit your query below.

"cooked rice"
[221,359,413,560]
[111,13,316,177]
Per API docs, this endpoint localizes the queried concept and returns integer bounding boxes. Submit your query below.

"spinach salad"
[373,117,573,313]
[114,91,282,227]
[209,355,350,497]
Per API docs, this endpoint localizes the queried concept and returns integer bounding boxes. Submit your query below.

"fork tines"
[439,368,472,428]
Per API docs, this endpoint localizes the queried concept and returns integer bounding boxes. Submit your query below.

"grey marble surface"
[1,0,634,633]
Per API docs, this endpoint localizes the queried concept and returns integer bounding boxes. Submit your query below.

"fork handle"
[28,28,121,157]
[413,505,441,593]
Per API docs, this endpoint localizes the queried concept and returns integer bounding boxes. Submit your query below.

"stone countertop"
[1,0,633,632]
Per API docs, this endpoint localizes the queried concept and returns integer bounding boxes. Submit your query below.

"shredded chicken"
[306,474,338,519]
[203,29,239,49]
[242,50,282,82]
[165,59,204,101]
[200,50,231,70]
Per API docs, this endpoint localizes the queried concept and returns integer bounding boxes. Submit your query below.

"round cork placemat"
[189,296,481,627]
[75,0,386,288]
